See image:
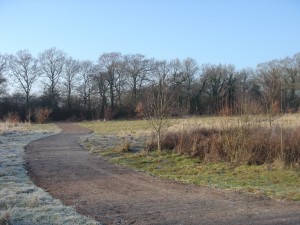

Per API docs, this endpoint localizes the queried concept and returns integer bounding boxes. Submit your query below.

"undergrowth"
[148,125,300,167]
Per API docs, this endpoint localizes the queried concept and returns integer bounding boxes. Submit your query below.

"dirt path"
[25,123,300,225]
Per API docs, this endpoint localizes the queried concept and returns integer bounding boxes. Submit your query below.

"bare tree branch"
[8,50,40,120]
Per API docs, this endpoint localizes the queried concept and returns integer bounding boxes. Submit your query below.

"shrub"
[4,112,20,126]
[114,139,132,153]
[34,108,52,124]
[135,102,144,119]
[146,125,300,167]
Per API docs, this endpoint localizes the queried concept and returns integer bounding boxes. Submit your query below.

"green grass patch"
[100,149,300,201]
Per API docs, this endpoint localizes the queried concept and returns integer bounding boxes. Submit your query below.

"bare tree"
[169,58,195,115]
[122,54,151,107]
[295,53,300,109]
[256,60,282,126]
[2,47,300,121]
[281,54,300,111]
[9,50,40,120]
[98,52,122,112]
[62,57,80,109]
[169,58,183,99]
[141,60,176,152]
[93,70,108,119]
[182,57,199,112]
[0,54,8,96]
[115,63,127,108]
[39,47,66,109]
[77,60,96,114]
[223,65,237,113]
[200,64,230,114]
[234,68,258,114]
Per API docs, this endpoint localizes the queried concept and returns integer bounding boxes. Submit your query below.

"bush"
[135,102,144,119]
[147,125,300,167]
[34,108,52,124]
[4,112,20,126]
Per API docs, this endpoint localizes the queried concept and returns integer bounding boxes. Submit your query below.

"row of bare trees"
[0,48,299,121]
[194,53,300,116]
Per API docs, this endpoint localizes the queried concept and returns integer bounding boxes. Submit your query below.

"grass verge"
[100,148,300,201]
[0,121,60,134]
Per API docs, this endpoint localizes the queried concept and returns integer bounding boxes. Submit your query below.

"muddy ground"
[25,123,300,225]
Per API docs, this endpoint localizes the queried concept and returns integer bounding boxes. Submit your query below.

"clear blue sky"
[0,0,299,69]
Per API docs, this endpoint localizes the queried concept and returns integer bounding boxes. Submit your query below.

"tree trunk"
[157,131,161,153]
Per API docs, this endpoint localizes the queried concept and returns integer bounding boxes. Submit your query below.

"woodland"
[0,48,299,121]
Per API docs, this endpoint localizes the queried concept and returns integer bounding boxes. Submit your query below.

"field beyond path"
[25,123,300,225]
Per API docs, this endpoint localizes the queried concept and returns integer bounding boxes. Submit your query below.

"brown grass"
[148,125,300,167]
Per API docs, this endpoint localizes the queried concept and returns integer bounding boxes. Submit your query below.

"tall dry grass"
[147,117,300,167]
[0,121,26,135]
[0,112,24,135]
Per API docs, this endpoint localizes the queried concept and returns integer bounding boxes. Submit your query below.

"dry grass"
[169,113,300,130]
[152,125,300,167]
[78,114,300,136]
[0,121,59,135]
[142,113,300,167]
[0,121,27,134]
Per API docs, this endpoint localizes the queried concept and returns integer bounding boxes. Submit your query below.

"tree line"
[0,47,299,121]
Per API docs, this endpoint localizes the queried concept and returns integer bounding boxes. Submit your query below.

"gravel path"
[25,123,300,225]
[0,129,98,225]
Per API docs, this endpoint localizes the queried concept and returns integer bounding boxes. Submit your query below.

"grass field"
[79,113,300,134]
[79,114,300,201]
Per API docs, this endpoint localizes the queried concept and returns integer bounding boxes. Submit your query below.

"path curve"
[25,123,300,225]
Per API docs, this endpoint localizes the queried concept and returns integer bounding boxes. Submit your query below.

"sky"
[0,0,300,69]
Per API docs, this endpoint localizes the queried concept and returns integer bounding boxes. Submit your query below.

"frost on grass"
[78,133,148,154]
[0,131,100,225]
